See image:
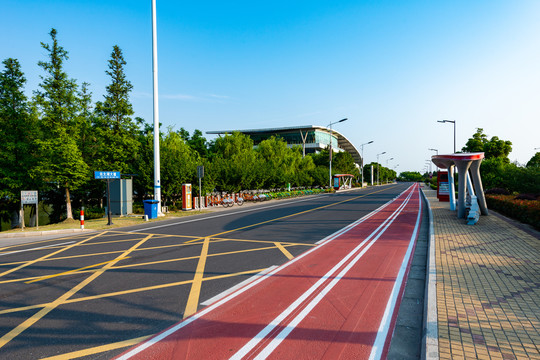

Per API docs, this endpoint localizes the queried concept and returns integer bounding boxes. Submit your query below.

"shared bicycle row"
[192,188,332,208]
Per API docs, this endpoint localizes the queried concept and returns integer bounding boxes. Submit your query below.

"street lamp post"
[429,148,438,155]
[328,118,348,188]
[437,120,456,153]
[385,158,394,184]
[376,152,386,185]
[426,160,432,174]
[360,141,374,187]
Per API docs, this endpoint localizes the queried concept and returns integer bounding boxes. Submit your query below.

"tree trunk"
[65,187,73,219]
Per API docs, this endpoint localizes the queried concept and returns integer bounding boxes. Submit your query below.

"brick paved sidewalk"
[425,188,540,360]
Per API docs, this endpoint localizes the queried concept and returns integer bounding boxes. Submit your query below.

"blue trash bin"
[143,200,159,219]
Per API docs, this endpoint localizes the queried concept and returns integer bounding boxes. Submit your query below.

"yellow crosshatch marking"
[25,257,130,284]
[0,234,152,350]
[40,335,152,360]
[183,237,211,318]
[0,186,398,357]
[274,242,294,260]
[0,239,310,285]
[0,232,105,279]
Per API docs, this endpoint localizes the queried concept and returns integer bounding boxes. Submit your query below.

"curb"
[420,188,439,360]
[0,228,96,239]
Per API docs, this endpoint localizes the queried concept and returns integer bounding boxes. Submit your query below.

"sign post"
[21,190,39,230]
[94,171,121,226]
[197,165,204,209]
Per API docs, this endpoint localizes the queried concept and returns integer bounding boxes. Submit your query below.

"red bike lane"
[116,183,422,360]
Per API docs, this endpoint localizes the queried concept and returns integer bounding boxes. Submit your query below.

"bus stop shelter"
[431,152,489,220]
[333,174,354,190]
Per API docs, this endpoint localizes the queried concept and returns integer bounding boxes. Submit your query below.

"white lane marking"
[116,185,413,360]
[130,195,326,232]
[200,266,278,307]
[244,186,416,360]
[0,241,76,257]
[369,184,422,360]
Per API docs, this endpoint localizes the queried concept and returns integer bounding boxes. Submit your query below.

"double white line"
[231,185,417,359]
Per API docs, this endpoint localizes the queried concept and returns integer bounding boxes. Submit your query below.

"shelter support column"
[447,165,456,211]
[455,160,472,219]
[470,160,489,216]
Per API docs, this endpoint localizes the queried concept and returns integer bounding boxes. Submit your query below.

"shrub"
[486,194,540,230]
[132,203,144,214]
[485,188,510,195]
[514,193,539,201]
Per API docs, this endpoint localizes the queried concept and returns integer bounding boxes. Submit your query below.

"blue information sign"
[94,171,121,179]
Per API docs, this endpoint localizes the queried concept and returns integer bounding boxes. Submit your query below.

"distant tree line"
[1,28,396,227]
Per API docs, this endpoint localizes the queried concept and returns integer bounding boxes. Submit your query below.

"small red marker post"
[80,206,85,230]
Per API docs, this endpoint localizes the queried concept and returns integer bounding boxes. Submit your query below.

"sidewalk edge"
[0,228,96,239]
[420,188,439,360]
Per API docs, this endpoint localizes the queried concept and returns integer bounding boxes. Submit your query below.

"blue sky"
[2,0,539,172]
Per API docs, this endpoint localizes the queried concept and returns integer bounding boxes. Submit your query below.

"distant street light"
[426,159,432,173]
[429,148,438,155]
[376,152,386,185]
[328,118,348,188]
[437,120,456,153]
[360,141,374,187]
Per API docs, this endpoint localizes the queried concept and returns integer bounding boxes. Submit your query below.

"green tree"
[526,152,540,168]
[161,128,199,206]
[462,128,487,153]
[0,58,39,225]
[132,118,154,200]
[398,171,424,182]
[94,45,139,173]
[462,128,512,161]
[332,151,359,176]
[32,29,88,220]
[257,136,301,188]
[189,129,209,157]
[208,132,261,192]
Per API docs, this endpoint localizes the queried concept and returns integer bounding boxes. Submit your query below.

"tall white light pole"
[385,157,394,184]
[376,152,386,185]
[360,141,373,187]
[327,118,348,188]
[152,0,161,213]
[437,120,456,153]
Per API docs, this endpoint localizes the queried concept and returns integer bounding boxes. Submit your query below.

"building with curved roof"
[206,125,362,165]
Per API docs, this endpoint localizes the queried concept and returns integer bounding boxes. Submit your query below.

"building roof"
[207,125,363,164]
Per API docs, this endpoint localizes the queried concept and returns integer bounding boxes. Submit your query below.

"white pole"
[328,124,332,188]
[152,0,161,214]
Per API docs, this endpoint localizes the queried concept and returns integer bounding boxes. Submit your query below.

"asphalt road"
[0,183,413,359]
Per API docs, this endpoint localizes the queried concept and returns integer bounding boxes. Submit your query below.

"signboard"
[21,190,38,205]
[94,171,121,179]
[438,182,450,195]
[21,190,39,229]
[437,171,450,202]
[197,165,204,179]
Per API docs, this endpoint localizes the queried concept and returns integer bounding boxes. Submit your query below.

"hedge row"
[485,195,540,230]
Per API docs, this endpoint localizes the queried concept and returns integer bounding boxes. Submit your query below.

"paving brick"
[424,188,540,360]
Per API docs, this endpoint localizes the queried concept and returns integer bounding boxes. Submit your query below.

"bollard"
[80,207,85,230]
